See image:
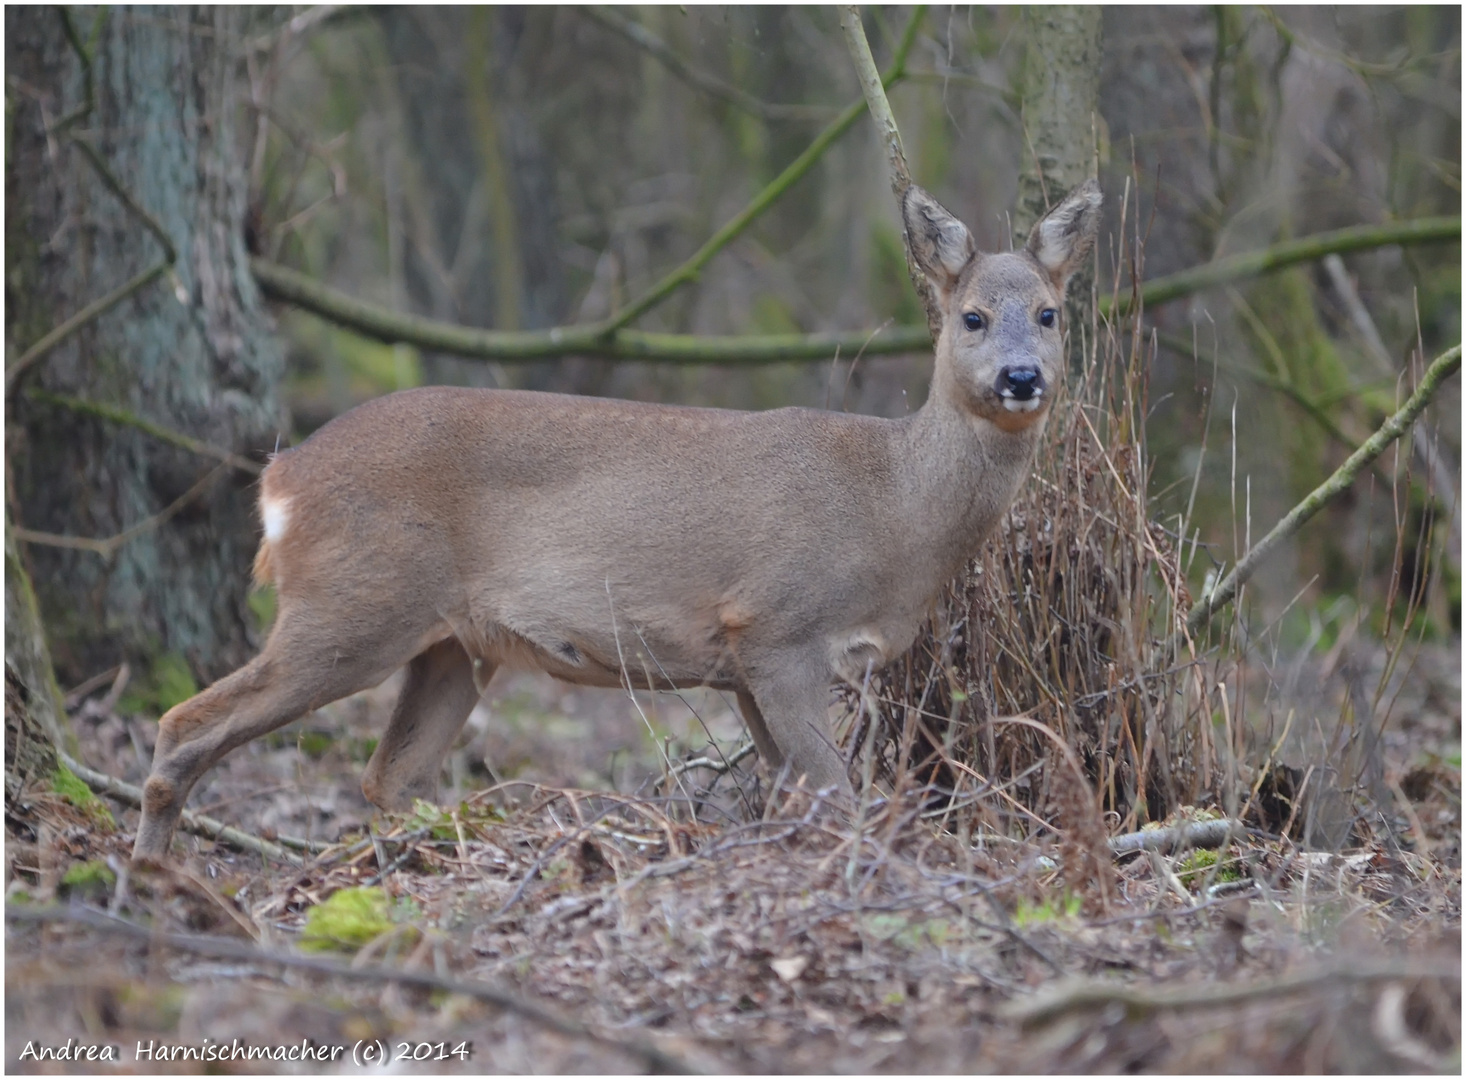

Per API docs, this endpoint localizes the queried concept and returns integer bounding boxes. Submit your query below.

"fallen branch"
[1003,958,1462,1026]
[5,904,700,1075]
[56,754,322,863]
[1186,343,1461,636]
[1108,816,1244,856]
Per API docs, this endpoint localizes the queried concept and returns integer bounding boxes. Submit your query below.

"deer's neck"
[897,393,1046,581]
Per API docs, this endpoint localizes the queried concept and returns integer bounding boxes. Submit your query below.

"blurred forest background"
[7,5,1458,691]
[4,7,1461,1070]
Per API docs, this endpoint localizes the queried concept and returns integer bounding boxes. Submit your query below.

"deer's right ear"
[903,185,975,298]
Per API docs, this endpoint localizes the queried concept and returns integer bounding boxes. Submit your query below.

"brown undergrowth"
[6,768,1460,1073]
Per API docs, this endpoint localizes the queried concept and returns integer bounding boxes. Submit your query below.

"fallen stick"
[1004,958,1461,1026]
[59,754,322,865]
[1107,817,1245,856]
[6,904,701,1075]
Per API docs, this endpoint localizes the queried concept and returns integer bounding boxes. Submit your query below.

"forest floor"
[6,642,1461,1074]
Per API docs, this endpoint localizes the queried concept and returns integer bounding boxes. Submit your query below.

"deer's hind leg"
[361,638,488,811]
[134,613,424,861]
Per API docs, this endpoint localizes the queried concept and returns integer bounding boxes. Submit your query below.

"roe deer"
[132,180,1101,860]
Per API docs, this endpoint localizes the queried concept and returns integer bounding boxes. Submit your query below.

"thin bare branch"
[12,464,230,560]
[840,5,942,341]
[1186,343,1461,636]
[25,389,263,475]
[600,6,927,335]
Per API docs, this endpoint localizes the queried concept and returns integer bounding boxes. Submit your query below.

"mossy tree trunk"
[6,7,284,685]
[5,516,67,804]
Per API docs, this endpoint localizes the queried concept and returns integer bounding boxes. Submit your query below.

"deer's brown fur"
[133,180,1101,860]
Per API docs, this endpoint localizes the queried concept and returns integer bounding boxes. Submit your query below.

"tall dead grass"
[842,183,1458,870]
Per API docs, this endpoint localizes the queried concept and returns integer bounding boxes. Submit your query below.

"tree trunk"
[5,516,68,801]
[1013,6,1103,361]
[6,7,284,685]
[1014,6,1104,242]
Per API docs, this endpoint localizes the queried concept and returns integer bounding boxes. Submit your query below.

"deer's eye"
[963,312,984,331]
[1039,308,1057,328]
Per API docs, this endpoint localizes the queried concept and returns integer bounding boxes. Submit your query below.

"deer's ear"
[903,185,976,298]
[1025,178,1102,294]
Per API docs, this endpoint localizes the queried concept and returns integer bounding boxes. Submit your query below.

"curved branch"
[1186,343,1462,636]
[1107,216,1460,317]
[252,257,931,362]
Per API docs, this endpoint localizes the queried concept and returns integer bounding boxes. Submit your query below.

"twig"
[5,263,171,393]
[252,256,931,362]
[1108,817,1245,856]
[12,464,230,559]
[1322,252,1460,554]
[68,135,177,262]
[4,904,701,1075]
[55,754,322,863]
[25,388,263,475]
[839,6,942,342]
[1186,343,1461,636]
[244,4,346,55]
[599,8,926,335]
[668,740,757,779]
[1106,215,1460,318]
[1003,958,1461,1026]
[581,7,835,123]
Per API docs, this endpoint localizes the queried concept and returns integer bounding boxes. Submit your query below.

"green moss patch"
[300,887,396,953]
[50,764,115,827]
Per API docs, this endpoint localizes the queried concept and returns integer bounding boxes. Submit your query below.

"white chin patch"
[1001,395,1044,413]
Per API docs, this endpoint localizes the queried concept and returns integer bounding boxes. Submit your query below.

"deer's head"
[904,180,1102,432]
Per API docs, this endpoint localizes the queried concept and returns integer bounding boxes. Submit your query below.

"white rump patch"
[261,496,291,542]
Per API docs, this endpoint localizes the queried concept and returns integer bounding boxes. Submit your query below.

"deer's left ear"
[1025,179,1102,295]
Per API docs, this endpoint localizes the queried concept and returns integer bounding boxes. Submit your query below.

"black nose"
[1001,367,1044,401]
